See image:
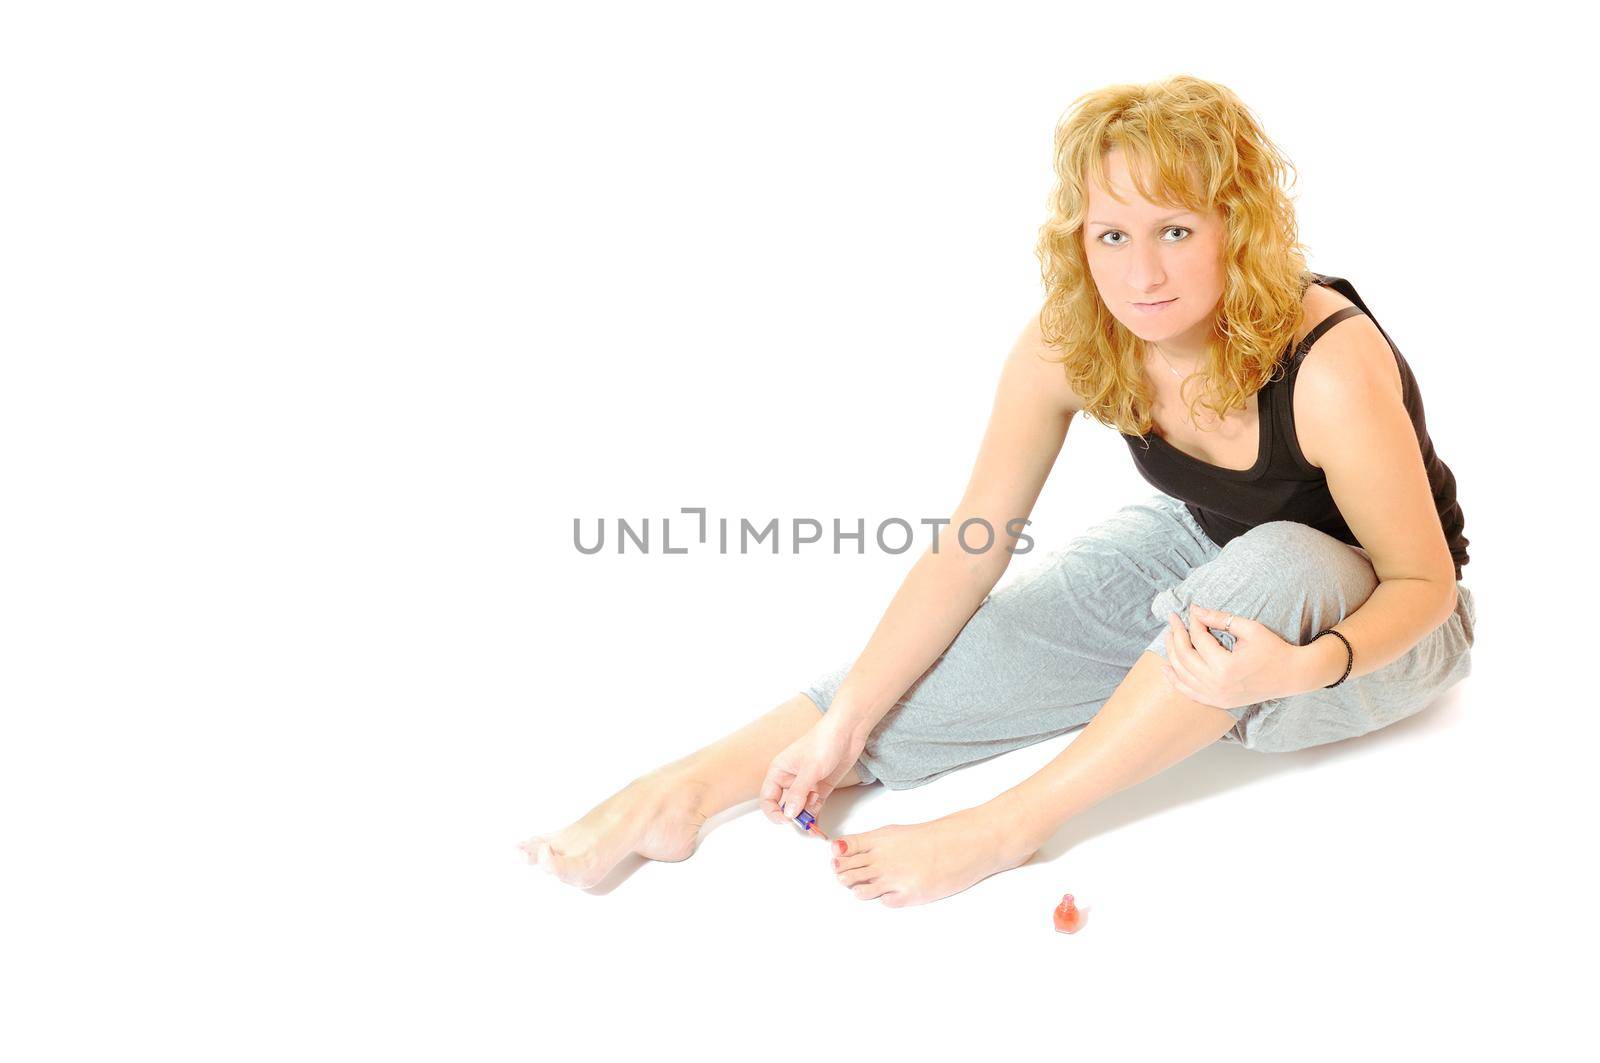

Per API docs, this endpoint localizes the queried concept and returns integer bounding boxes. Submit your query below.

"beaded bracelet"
[1311,628,1353,688]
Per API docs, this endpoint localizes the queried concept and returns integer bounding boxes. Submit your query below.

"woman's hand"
[759,713,866,830]
[1161,605,1308,711]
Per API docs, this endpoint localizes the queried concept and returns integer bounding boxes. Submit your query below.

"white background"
[3,1,1592,1059]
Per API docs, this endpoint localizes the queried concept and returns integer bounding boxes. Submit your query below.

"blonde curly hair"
[1034,74,1313,437]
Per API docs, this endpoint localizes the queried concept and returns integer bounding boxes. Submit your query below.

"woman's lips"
[1133,298,1177,314]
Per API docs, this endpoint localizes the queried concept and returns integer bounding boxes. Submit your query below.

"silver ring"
[1224,614,1234,632]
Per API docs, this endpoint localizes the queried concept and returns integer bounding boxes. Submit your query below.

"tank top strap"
[1263,303,1371,474]
[1289,305,1366,364]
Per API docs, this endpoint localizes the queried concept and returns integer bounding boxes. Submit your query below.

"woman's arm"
[825,312,1081,741]
[1289,317,1461,691]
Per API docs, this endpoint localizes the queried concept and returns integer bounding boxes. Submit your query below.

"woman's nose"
[1128,253,1167,291]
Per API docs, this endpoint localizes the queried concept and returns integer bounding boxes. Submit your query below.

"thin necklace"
[1152,343,1198,381]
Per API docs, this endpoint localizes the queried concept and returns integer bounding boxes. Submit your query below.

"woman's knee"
[1150,521,1378,647]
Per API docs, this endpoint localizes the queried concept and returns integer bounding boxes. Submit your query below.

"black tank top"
[1121,272,1470,581]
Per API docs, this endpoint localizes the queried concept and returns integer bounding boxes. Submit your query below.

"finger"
[801,788,832,838]
[1166,613,1199,675]
[781,781,816,820]
[759,769,793,823]
[1167,611,1194,653]
[1197,604,1266,650]
[1165,627,1198,689]
[1168,619,1215,695]
[1189,604,1240,641]
[1185,606,1230,664]
[1226,613,1271,640]
[1162,662,1205,704]
[765,775,801,824]
[1179,607,1230,675]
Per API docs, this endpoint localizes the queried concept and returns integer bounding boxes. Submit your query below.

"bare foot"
[521,772,710,889]
[828,801,1039,908]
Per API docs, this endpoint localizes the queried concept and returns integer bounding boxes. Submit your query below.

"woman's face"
[1082,148,1227,356]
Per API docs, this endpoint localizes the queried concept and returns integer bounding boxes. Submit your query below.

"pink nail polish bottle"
[1053,893,1084,934]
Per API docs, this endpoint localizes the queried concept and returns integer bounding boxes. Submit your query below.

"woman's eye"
[1097,226,1191,246]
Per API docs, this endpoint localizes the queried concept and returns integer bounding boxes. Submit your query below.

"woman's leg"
[830,518,1454,907]
[527,492,1214,891]
[1004,649,1240,832]
[804,494,1214,790]
[523,694,863,889]
[660,693,867,811]
[829,653,1237,907]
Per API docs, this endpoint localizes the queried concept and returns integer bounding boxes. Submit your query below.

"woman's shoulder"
[1290,276,1408,467]
[1293,276,1400,393]
[1292,275,1361,351]
[1013,309,1091,416]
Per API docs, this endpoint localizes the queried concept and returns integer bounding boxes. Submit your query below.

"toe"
[850,879,893,901]
[541,843,602,888]
[837,866,877,887]
[833,834,867,858]
[532,838,576,880]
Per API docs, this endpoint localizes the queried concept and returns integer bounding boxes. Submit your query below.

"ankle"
[641,765,715,816]
[989,788,1057,860]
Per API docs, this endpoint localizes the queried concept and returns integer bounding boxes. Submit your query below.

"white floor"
[8,5,1592,1058]
[514,598,1584,1059]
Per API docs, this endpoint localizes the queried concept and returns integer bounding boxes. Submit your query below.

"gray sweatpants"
[802,492,1477,789]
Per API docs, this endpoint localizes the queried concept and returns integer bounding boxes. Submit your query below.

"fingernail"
[834,840,846,854]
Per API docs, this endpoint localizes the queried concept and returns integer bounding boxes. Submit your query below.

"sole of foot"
[521,772,711,890]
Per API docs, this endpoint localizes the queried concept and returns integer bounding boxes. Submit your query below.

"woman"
[522,75,1475,906]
